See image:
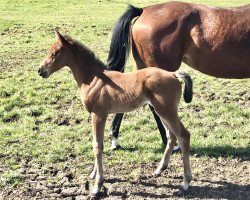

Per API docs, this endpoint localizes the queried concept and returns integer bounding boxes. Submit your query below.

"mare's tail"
[175,72,193,103]
[107,5,143,71]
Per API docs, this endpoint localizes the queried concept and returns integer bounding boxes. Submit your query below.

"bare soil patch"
[1,157,249,200]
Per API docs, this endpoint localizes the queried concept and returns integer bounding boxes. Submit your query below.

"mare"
[38,31,193,196]
[108,1,250,149]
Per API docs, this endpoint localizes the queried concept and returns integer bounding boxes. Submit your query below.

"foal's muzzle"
[38,67,49,78]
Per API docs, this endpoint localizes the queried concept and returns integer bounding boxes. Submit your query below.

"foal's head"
[38,31,72,78]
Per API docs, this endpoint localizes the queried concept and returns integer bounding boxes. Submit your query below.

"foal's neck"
[68,47,105,88]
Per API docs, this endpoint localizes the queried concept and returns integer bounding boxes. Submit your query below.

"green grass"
[0,0,249,188]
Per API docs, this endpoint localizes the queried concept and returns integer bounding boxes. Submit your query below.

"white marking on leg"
[89,170,96,179]
[154,160,164,175]
[111,137,119,150]
[173,144,180,151]
[154,167,162,175]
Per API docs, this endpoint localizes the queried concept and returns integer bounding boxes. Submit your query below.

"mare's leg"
[156,108,192,193]
[109,113,124,150]
[90,112,107,196]
[149,105,167,144]
[110,108,169,149]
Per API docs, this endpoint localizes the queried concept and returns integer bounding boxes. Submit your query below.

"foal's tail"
[175,72,193,103]
[107,5,143,71]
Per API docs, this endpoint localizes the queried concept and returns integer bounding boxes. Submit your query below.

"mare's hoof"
[175,187,189,196]
[111,144,121,151]
[173,145,181,152]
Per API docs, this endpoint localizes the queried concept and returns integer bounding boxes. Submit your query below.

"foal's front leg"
[90,112,107,196]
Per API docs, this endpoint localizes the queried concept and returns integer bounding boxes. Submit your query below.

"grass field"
[0,0,249,199]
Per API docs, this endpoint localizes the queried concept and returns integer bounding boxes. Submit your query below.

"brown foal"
[38,31,193,196]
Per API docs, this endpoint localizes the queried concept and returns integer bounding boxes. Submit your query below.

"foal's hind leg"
[89,164,97,179]
[178,122,192,192]
[154,128,176,176]
[156,109,192,193]
[149,105,180,150]
[109,113,124,150]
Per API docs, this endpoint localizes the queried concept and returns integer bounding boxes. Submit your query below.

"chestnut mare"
[38,31,193,196]
[108,1,250,149]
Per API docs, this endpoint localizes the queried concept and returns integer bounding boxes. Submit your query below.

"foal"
[38,31,193,196]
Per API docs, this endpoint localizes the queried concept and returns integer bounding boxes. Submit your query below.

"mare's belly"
[183,49,250,78]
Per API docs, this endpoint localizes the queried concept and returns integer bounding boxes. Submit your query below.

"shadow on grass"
[152,145,250,161]
[105,177,249,200]
[117,146,137,152]
[190,146,250,161]
[188,180,250,200]
[106,177,179,199]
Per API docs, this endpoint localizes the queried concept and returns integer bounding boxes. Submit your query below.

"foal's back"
[104,68,181,113]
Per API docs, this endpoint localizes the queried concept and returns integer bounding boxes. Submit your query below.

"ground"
[1,155,249,200]
[0,0,249,199]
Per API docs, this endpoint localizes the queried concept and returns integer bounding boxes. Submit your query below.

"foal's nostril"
[38,68,48,78]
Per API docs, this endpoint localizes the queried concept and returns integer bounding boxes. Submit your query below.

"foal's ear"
[55,30,69,47]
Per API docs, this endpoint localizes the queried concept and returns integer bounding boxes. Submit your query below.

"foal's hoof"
[154,166,167,178]
[88,186,108,200]
[153,172,161,178]
[89,189,101,200]
[89,170,96,179]
[88,192,100,200]
[175,187,189,196]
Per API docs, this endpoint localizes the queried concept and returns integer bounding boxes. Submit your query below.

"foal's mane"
[63,35,123,91]
[64,35,106,69]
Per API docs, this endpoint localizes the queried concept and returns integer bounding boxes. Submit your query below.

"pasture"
[0,0,249,199]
